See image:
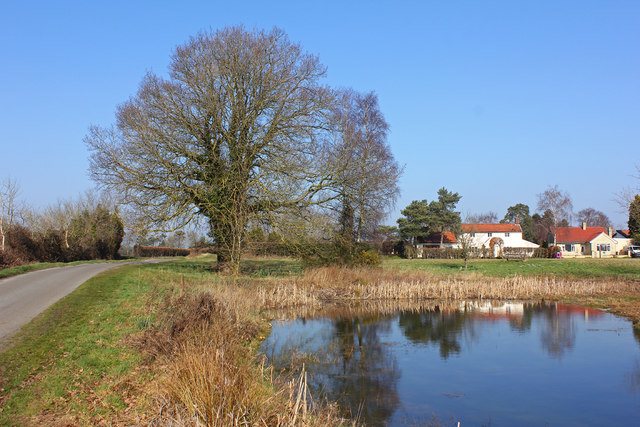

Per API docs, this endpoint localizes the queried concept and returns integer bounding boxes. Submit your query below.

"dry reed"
[134,289,351,426]
[257,266,640,310]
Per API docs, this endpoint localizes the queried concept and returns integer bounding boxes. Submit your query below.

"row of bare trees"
[0,182,124,268]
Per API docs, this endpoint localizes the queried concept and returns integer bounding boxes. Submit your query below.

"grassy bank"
[1,255,638,425]
[0,257,345,426]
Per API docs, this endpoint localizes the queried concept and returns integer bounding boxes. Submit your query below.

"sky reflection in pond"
[261,301,640,426]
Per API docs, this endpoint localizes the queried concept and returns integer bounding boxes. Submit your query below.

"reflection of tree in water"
[264,314,401,425]
[540,308,576,359]
[317,315,400,426]
[398,308,473,359]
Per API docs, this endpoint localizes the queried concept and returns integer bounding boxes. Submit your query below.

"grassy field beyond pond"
[383,256,640,279]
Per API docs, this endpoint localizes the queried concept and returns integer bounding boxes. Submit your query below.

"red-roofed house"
[417,223,539,257]
[552,223,617,257]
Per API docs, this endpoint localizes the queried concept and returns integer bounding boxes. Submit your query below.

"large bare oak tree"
[86,27,337,273]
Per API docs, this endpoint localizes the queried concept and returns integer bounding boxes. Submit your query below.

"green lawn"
[382,257,640,279]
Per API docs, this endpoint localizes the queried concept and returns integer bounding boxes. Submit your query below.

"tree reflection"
[398,308,472,359]
[318,315,400,425]
[540,307,576,359]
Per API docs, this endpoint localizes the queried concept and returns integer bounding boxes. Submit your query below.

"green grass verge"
[0,261,180,424]
[382,256,640,279]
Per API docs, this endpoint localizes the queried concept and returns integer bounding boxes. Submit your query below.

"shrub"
[0,247,24,268]
[133,245,191,257]
[298,241,381,267]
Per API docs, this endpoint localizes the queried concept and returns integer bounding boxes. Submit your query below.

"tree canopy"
[501,203,535,242]
[629,195,640,243]
[328,90,402,243]
[397,187,461,250]
[575,208,611,229]
[86,27,400,273]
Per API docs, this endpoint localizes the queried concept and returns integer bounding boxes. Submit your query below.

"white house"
[416,223,539,257]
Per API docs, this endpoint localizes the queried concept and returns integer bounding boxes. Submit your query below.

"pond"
[261,301,640,426]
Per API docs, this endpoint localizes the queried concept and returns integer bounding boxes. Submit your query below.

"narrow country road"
[0,260,169,347]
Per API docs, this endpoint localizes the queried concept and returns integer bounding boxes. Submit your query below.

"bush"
[420,247,491,259]
[353,249,380,266]
[532,248,550,258]
[298,241,381,267]
[0,247,24,269]
[133,245,191,257]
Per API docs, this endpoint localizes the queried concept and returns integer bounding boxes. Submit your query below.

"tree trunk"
[0,209,4,252]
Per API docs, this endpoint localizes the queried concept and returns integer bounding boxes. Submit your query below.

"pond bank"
[1,257,638,425]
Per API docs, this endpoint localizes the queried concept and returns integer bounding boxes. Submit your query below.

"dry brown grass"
[256,266,640,312]
[129,288,350,426]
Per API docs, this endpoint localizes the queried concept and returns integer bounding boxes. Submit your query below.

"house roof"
[615,229,632,238]
[418,223,523,244]
[554,226,608,243]
[418,231,457,244]
[462,223,522,233]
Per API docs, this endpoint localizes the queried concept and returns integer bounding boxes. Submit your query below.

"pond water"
[261,302,640,426]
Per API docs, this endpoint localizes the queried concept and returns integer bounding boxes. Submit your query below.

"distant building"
[612,229,634,255]
[416,223,539,258]
[552,223,618,257]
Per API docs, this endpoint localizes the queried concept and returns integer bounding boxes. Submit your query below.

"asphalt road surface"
[0,260,169,347]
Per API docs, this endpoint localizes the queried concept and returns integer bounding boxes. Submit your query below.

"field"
[0,255,639,425]
[383,256,640,279]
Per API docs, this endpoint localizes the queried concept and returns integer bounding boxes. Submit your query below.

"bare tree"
[0,177,20,251]
[466,211,498,224]
[615,165,640,212]
[456,228,475,270]
[575,208,611,229]
[328,90,402,242]
[86,27,338,274]
[537,185,573,245]
[41,200,76,248]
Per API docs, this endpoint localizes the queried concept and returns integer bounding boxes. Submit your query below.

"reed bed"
[132,288,351,426]
[257,266,640,310]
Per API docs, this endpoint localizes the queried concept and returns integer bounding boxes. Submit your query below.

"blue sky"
[1,0,638,228]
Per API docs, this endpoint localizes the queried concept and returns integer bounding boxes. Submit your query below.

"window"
[505,232,510,237]
[596,243,611,252]
[565,244,574,252]
[470,233,475,237]
[487,233,492,237]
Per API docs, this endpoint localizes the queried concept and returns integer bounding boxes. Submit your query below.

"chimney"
[582,222,587,230]
[515,215,520,225]
[608,226,613,237]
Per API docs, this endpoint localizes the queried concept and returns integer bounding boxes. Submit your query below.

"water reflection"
[398,308,474,359]
[540,308,576,359]
[262,301,640,426]
[329,316,400,424]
